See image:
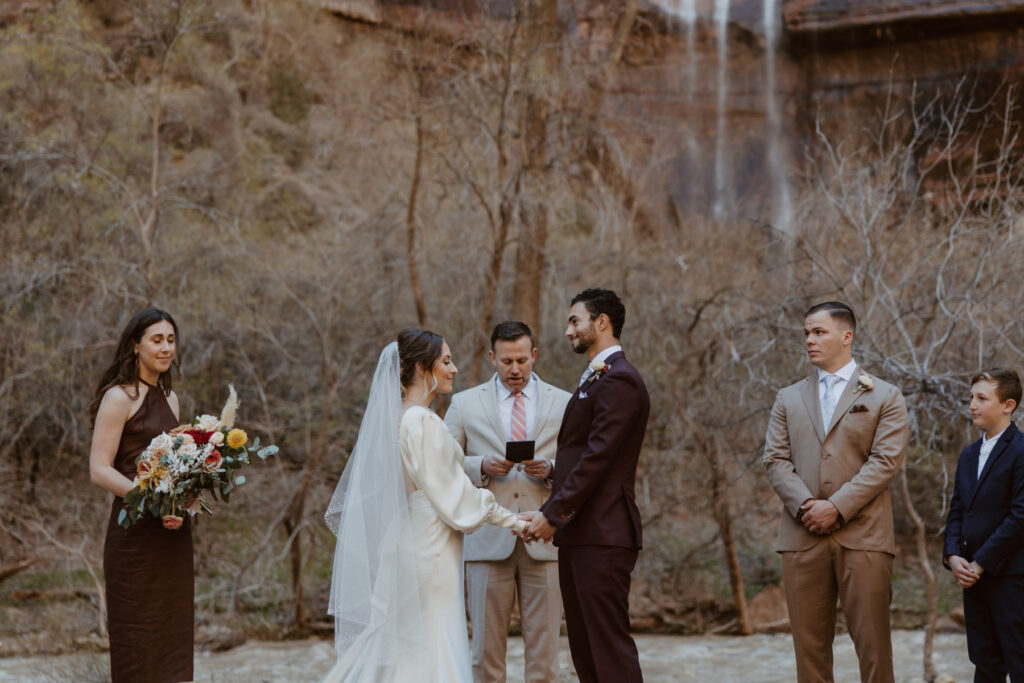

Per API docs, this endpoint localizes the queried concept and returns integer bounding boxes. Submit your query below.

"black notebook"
[505,440,535,463]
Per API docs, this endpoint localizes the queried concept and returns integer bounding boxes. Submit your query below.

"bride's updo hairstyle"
[397,327,444,390]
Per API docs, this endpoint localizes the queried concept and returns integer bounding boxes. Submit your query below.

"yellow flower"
[226,429,247,449]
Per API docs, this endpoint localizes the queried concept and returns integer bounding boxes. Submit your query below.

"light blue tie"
[821,374,840,428]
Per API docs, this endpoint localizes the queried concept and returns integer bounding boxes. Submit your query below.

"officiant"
[445,321,571,683]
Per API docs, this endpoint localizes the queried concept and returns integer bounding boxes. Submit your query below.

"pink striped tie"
[511,392,527,441]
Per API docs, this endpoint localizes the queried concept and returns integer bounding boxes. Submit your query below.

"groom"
[523,288,650,683]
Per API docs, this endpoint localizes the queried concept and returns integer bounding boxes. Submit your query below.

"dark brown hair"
[397,327,444,389]
[490,321,534,349]
[805,301,857,332]
[90,308,180,421]
[971,368,1022,409]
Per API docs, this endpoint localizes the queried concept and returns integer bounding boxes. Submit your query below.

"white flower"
[209,431,224,445]
[589,358,607,372]
[177,442,198,461]
[151,433,175,452]
[195,414,220,432]
[854,373,874,394]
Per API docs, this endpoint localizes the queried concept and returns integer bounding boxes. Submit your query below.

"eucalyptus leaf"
[235,475,246,485]
[257,445,278,459]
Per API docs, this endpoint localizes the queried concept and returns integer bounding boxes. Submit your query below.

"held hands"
[515,511,556,544]
[947,555,984,588]
[799,498,842,535]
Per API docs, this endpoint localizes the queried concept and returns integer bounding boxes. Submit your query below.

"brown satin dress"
[103,382,194,683]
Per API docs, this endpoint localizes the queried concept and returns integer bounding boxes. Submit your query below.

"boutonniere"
[853,372,873,395]
[587,358,610,383]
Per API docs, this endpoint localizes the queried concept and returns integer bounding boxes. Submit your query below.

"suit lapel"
[481,376,508,442]
[799,375,825,444]
[961,440,982,507]
[533,377,554,430]
[826,367,861,435]
[561,352,619,425]
[970,423,1018,506]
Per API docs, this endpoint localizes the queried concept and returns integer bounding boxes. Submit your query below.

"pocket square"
[849,404,869,413]
[578,392,588,399]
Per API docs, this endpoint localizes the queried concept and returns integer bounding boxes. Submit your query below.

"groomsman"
[523,288,650,683]
[764,301,909,683]
[445,321,571,683]
[943,369,1024,683]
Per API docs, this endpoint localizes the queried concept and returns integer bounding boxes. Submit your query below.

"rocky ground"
[0,631,975,682]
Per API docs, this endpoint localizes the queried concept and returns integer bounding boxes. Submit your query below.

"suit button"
[824,481,832,486]
[513,493,519,499]
[823,453,830,459]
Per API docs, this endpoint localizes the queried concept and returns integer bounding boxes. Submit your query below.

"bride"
[322,328,527,683]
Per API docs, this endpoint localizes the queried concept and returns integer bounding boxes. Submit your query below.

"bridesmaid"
[89,308,194,683]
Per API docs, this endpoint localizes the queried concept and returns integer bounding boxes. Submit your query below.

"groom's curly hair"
[571,288,625,339]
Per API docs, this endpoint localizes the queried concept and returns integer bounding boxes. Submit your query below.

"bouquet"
[118,385,278,530]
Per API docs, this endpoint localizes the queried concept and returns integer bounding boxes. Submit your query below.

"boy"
[944,368,1024,683]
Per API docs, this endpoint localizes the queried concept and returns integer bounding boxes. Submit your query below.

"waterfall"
[712,0,730,219]
[764,0,792,232]
[680,0,699,209]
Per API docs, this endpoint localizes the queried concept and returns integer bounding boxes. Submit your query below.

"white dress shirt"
[579,345,622,386]
[495,373,539,441]
[817,358,857,424]
[977,427,1007,479]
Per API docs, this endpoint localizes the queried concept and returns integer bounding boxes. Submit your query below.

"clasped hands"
[482,454,551,479]
[947,555,984,588]
[513,510,555,544]
[799,498,842,535]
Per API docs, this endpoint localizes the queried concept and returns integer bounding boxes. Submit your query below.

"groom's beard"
[570,330,596,354]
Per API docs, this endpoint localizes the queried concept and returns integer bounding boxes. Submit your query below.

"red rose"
[162,515,184,530]
[137,460,152,475]
[187,428,212,446]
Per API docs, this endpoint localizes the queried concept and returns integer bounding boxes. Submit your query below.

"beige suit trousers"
[782,536,895,683]
[466,539,561,683]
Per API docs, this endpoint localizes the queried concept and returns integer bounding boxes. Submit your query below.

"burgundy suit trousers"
[559,545,642,683]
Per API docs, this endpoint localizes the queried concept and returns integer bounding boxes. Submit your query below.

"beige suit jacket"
[445,374,570,562]
[764,366,909,555]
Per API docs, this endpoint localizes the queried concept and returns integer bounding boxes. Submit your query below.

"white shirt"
[978,427,1007,479]
[579,345,622,386]
[817,358,857,424]
[495,372,538,441]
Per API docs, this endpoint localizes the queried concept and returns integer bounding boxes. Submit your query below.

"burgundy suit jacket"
[542,350,650,549]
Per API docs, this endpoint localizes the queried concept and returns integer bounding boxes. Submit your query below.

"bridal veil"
[323,342,426,679]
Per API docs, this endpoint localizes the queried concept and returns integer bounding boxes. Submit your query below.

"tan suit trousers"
[466,539,561,683]
[782,536,895,683]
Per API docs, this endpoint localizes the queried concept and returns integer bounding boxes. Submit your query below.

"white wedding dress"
[322,403,523,683]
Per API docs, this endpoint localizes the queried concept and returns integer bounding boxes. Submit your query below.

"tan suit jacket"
[445,373,570,562]
[764,366,909,555]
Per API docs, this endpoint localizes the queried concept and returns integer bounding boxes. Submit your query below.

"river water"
[0,631,974,682]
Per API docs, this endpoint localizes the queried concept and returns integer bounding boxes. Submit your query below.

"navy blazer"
[943,421,1024,576]
[541,350,650,549]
